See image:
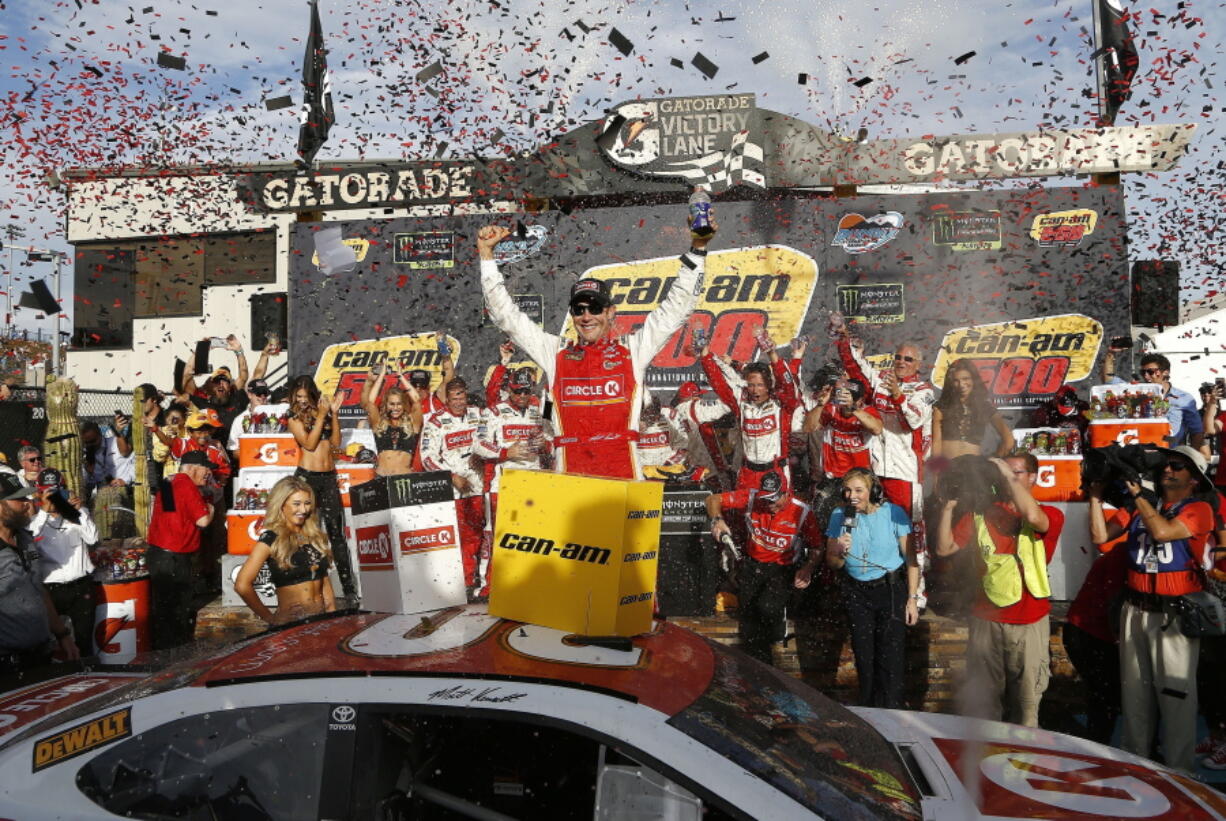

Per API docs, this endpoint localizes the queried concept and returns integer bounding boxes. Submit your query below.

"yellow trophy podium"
[488,470,664,637]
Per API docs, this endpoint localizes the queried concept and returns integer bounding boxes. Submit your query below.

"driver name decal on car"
[32,708,131,772]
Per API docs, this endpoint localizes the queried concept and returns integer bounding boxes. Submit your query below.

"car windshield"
[666,638,922,820]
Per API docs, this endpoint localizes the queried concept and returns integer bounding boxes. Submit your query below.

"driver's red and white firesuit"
[480,253,706,480]
[692,352,800,490]
[836,336,934,521]
[473,400,552,527]
[419,404,486,587]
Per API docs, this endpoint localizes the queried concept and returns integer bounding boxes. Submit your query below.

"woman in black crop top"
[361,360,423,477]
[932,358,1013,460]
[234,476,336,625]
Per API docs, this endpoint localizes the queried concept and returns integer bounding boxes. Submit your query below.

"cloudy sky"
[0,0,1220,331]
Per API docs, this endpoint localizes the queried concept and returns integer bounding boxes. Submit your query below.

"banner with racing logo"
[290,186,1128,414]
[931,314,1104,408]
[314,333,462,420]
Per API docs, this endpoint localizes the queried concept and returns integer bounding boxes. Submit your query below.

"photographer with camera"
[31,468,97,655]
[1087,444,1216,773]
[935,452,1063,728]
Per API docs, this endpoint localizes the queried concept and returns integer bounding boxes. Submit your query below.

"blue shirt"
[1108,377,1202,445]
[826,502,910,582]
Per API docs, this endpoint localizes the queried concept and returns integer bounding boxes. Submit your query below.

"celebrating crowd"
[2,213,1224,776]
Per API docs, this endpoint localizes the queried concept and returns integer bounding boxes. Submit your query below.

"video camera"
[1080,443,1165,508]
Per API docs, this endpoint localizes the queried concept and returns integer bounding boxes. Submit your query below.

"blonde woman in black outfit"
[234,476,335,625]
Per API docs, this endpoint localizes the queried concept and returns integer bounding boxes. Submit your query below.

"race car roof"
[192,606,715,717]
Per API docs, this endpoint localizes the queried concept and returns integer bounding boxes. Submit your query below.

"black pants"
[1201,635,1226,736]
[1062,622,1121,744]
[843,570,907,708]
[45,576,96,656]
[738,560,792,665]
[295,468,356,600]
[147,546,198,651]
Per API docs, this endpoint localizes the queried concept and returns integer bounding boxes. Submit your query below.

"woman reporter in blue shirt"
[822,467,920,708]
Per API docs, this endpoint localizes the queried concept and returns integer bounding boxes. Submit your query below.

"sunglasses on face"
[510,388,533,395]
[569,303,604,317]
[22,456,42,463]
[1165,461,1192,472]
[1141,368,1162,376]
[893,354,916,363]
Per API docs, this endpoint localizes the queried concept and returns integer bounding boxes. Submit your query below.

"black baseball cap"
[759,471,785,501]
[179,450,212,467]
[509,368,535,389]
[248,378,271,396]
[36,467,63,489]
[408,369,431,386]
[569,278,612,309]
[0,473,36,502]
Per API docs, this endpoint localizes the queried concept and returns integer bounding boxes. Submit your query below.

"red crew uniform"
[474,400,552,526]
[420,406,486,587]
[480,252,706,480]
[818,403,880,479]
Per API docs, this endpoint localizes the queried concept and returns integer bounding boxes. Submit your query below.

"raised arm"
[434,350,454,407]
[362,362,385,428]
[227,335,250,391]
[701,352,742,420]
[478,226,561,383]
[990,458,1049,533]
[251,340,274,381]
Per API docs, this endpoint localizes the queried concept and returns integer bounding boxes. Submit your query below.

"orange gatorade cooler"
[336,464,376,508]
[1031,455,1084,503]
[226,510,267,555]
[238,433,300,469]
[93,577,151,664]
[1088,418,1170,448]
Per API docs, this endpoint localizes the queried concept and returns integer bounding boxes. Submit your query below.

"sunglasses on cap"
[569,303,605,317]
[893,354,916,363]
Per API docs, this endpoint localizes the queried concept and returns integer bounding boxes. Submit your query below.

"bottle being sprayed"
[688,186,713,238]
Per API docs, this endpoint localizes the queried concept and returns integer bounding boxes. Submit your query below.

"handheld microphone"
[842,503,858,533]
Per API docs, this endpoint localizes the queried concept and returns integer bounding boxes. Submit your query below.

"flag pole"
[1091,0,1107,126]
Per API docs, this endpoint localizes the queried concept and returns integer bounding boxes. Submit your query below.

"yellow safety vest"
[974,513,1051,609]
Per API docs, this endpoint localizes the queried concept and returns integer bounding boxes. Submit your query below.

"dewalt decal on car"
[563,245,818,390]
[32,708,131,772]
[314,333,462,420]
[932,314,1102,408]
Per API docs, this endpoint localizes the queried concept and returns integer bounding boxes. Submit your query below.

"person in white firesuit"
[419,377,486,591]
[636,394,690,480]
[476,216,715,480]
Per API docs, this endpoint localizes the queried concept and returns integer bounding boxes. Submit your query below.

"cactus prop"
[133,387,150,537]
[42,377,83,500]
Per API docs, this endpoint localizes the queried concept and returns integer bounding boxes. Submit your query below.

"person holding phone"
[30,468,98,655]
[287,374,356,603]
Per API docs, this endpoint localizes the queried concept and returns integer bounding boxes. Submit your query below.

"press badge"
[1144,550,1159,574]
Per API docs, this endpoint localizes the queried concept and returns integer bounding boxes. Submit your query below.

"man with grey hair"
[834,331,935,533]
[16,446,42,488]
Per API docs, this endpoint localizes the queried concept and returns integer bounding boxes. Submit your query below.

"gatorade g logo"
[258,442,279,464]
[400,525,457,554]
[932,314,1103,410]
[356,525,393,569]
[560,376,626,406]
[246,516,266,541]
[94,598,138,662]
[743,415,778,436]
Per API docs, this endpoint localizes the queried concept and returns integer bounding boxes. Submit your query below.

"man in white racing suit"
[477,218,714,480]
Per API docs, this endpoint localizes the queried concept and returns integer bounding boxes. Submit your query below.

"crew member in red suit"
[706,471,822,664]
[692,332,801,490]
[420,378,486,592]
[477,216,714,480]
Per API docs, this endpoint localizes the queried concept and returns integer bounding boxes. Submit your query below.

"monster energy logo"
[836,284,905,324]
